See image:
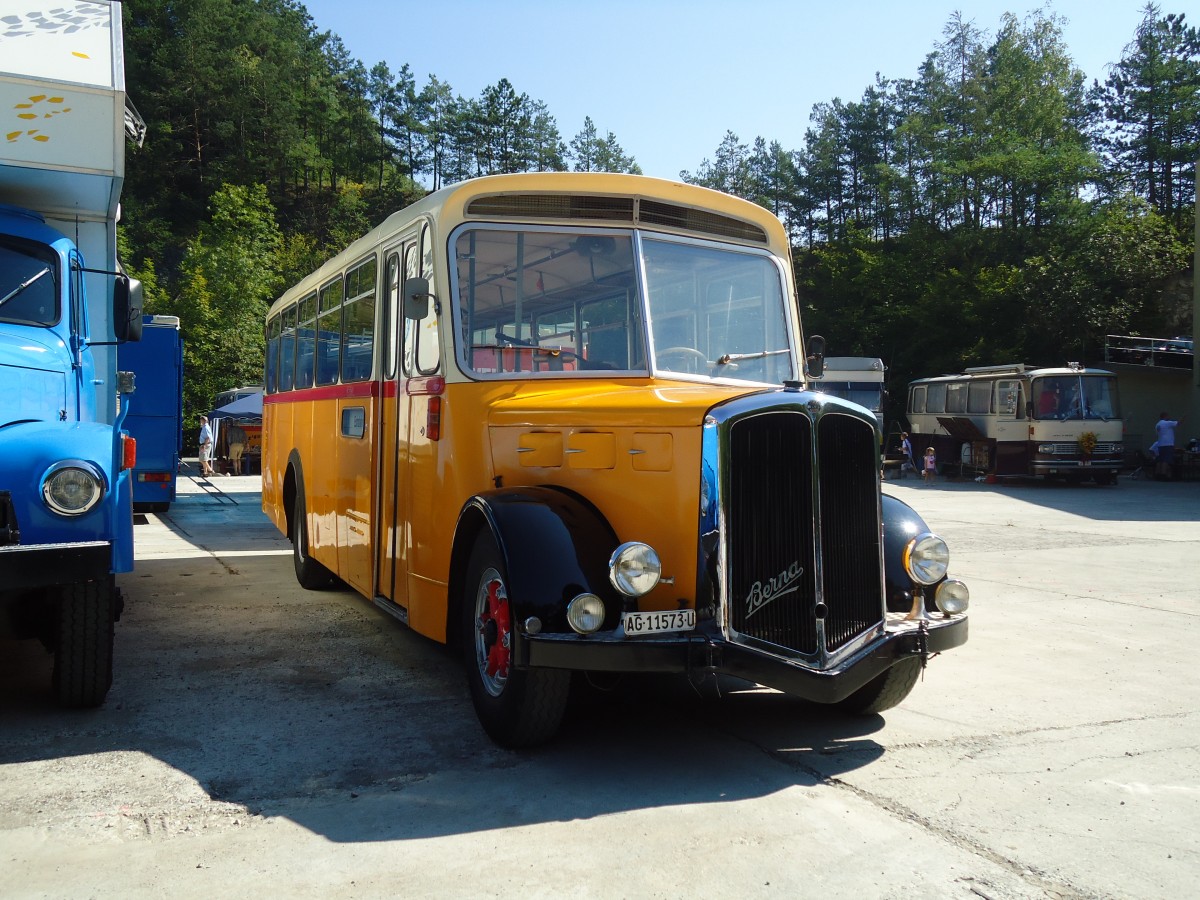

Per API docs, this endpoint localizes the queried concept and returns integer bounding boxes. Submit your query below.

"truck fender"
[450,486,621,645]
[881,492,935,613]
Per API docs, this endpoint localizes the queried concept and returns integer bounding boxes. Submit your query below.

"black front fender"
[881,492,933,613]
[454,486,622,634]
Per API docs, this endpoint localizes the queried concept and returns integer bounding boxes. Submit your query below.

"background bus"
[119,315,183,512]
[818,357,886,422]
[906,363,1123,483]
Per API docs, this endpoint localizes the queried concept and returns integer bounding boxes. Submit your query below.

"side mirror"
[805,334,826,379]
[113,276,144,342]
[404,276,431,320]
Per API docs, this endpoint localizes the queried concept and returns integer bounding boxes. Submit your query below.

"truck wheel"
[461,531,569,748]
[52,579,115,708]
[292,491,335,589]
[836,657,921,714]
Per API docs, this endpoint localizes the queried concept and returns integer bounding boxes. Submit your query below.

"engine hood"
[0,328,70,427]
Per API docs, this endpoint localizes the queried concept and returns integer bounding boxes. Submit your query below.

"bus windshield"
[0,237,59,327]
[1033,374,1120,421]
[453,227,793,385]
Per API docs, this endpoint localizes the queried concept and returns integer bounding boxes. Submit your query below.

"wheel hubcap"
[475,568,511,697]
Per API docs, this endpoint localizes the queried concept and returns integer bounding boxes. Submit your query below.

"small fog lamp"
[609,542,662,597]
[566,593,606,634]
[935,579,970,615]
[903,532,949,586]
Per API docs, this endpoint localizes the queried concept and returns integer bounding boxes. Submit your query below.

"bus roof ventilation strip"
[465,194,768,244]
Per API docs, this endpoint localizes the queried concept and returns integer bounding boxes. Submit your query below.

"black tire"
[461,531,569,748]
[292,490,335,590]
[52,579,115,708]
[836,657,921,714]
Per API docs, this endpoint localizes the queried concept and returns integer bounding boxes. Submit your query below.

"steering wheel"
[657,346,709,374]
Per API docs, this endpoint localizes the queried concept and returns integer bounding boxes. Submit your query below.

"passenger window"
[968,381,991,414]
[316,279,342,386]
[910,386,926,415]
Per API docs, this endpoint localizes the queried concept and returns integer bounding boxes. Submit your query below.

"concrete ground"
[1,469,1198,899]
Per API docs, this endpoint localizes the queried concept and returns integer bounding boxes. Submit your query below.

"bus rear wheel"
[53,578,115,708]
[292,492,335,590]
[835,657,921,714]
[461,531,569,748]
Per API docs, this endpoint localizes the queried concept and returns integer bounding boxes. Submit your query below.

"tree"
[170,184,282,420]
[1095,5,1200,230]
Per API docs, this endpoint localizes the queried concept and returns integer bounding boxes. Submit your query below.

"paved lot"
[1,471,1198,899]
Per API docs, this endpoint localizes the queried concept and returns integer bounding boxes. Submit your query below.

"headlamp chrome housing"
[608,542,662,597]
[903,532,949,586]
[42,461,106,516]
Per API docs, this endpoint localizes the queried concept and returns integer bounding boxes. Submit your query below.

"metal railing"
[1104,335,1193,370]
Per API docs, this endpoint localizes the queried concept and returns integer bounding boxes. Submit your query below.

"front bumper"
[0,541,111,595]
[515,613,968,704]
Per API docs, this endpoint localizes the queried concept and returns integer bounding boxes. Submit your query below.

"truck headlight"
[903,532,949,586]
[42,461,105,516]
[609,542,661,597]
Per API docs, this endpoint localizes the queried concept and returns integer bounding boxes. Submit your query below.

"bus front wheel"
[292,492,335,590]
[835,657,921,715]
[461,531,569,748]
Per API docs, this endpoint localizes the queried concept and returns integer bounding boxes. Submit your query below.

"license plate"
[621,609,695,637]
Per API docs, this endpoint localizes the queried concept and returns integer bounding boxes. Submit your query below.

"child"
[923,447,937,484]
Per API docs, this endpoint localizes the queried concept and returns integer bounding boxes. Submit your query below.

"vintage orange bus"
[262,173,969,746]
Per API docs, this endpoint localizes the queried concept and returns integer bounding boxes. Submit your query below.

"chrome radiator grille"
[727,411,883,656]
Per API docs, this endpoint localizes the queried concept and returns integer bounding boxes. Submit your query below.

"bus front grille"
[727,411,883,657]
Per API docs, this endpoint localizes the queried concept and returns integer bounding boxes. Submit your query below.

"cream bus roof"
[270,173,792,315]
[910,364,1116,385]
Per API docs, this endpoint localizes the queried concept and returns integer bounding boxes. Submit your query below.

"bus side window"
[968,380,991,414]
[385,252,401,379]
[279,302,297,392]
[266,315,280,393]
[910,385,926,414]
[296,292,317,389]
[412,223,440,377]
[341,256,376,382]
[317,278,343,385]
[996,380,1023,418]
[927,383,946,414]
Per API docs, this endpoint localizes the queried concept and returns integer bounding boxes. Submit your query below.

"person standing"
[1155,411,1181,480]
[226,421,247,475]
[923,446,937,485]
[900,432,915,477]
[198,415,214,477]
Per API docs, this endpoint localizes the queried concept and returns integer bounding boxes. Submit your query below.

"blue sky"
[299,0,1155,182]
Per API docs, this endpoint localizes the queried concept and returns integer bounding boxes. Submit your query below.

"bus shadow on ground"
[0,573,889,844]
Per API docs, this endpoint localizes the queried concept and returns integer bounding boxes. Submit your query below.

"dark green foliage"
[114,2,1194,436]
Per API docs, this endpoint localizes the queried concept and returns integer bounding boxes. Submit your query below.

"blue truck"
[120,315,183,512]
[0,1,145,707]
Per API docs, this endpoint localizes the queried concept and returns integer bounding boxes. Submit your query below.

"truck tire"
[52,579,115,708]
[461,531,569,748]
[836,657,921,714]
[292,491,335,590]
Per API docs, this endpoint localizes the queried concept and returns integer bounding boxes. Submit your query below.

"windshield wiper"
[715,348,791,366]
[0,267,51,310]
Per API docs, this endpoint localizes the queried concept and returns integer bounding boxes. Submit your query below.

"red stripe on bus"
[263,381,379,404]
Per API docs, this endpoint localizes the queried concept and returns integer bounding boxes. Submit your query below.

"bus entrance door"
[375,244,416,612]
[993,379,1028,476]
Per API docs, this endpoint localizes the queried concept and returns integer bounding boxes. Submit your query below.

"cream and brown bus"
[262,173,969,746]
[906,363,1123,483]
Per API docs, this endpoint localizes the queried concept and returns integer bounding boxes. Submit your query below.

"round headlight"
[42,463,105,516]
[609,542,662,597]
[566,593,606,634]
[903,532,949,586]
[935,579,970,615]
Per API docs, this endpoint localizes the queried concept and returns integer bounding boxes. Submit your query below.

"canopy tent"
[210,390,263,418]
